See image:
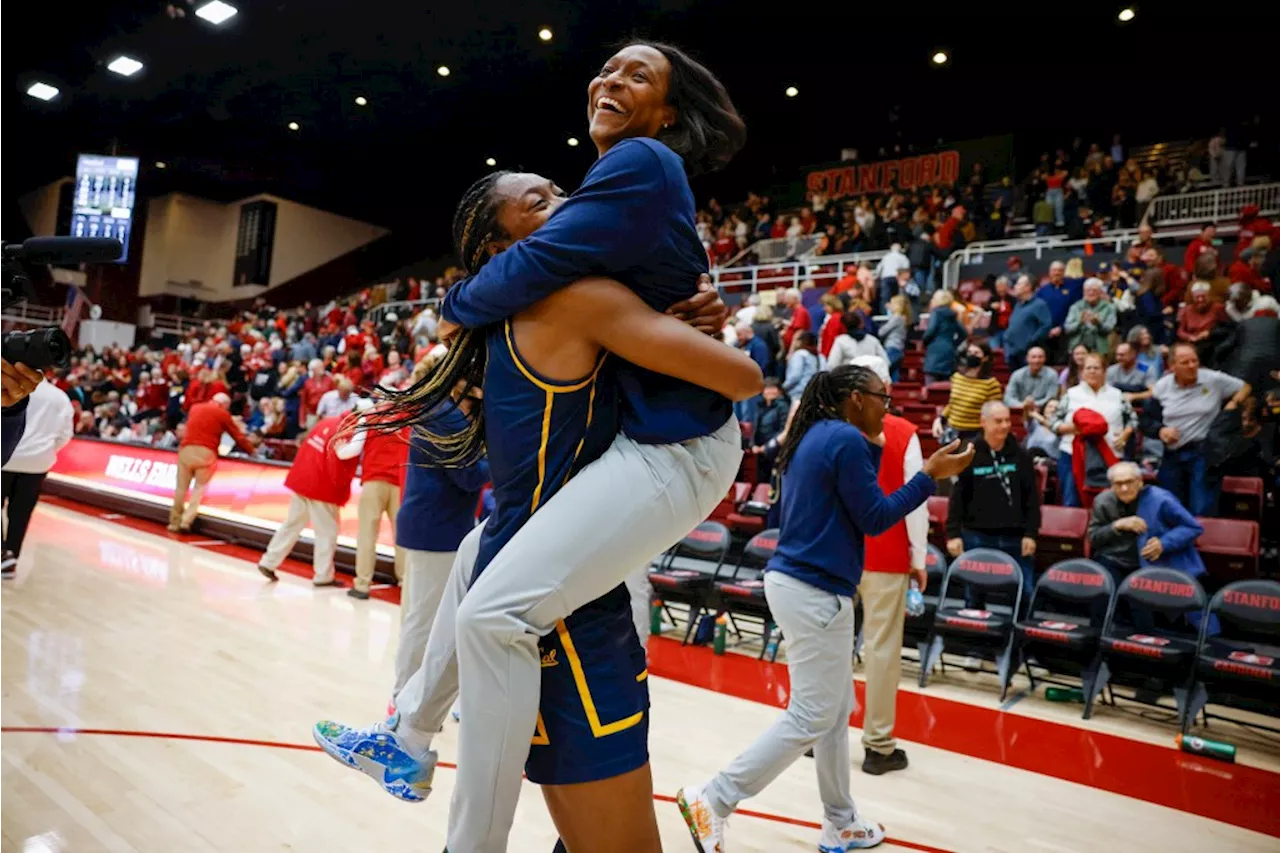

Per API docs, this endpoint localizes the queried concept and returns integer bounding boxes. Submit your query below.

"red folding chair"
[1219,477,1264,522]
[1196,518,1260,585]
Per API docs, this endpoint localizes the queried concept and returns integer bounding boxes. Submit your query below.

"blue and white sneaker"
[819,816,885,851]
[312,712,437,803]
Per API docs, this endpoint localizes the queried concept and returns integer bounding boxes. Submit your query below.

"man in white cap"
[850,354,928,776]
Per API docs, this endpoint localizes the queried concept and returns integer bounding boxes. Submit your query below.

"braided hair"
[360,173,512,465]
[776,365,879,474]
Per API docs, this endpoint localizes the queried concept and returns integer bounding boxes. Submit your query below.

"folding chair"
[1196,518,1261,586]
[926,495,949,551]
[1035,505,1089,576]
[726,483,771,538]
[1088,567,1208,721]
[648,522,732,645]
[1183,579,1280,734]
[1014,559,1115,714]
[1219,476,1264,523]
[713,529,780,659]
[901,544,950,662]
[920,548,1025,699]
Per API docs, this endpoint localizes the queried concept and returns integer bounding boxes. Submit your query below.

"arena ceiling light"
[538,28,553,42]
[1117,7,1136,22]
[287,121,300,131]
[354,95,368,106]
[107,56,144,77]
[784,86,798,98]
[567,137,579,147]
[194,1,238,25]
[26,81,60,101]
[931,50,949,66]
[485,157,497,167]
[155,161,167,169]
[436,65,451,77]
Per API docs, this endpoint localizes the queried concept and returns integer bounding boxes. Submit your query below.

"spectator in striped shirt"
[933,341,1003,443]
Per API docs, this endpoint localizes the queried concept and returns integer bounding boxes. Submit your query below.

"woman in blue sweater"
[678,365,974,852]
[923,290,966,382]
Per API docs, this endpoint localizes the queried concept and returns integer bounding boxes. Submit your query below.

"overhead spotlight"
[107,56,144,77]
[437,65,451,77]
[354,95,368,106]
[538,27,553,42]
[931,50,949,65]
[1117,7,1136,22]
[287,121,300,131]
[785,86,799,98]
[155,161,167,169]
[486,157,497,167]
[567,137,579,147]
[26,82,59,101]
[194,0,238,25]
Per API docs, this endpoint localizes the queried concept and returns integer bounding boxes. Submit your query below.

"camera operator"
[2,359,45,465]
[3,375,74,577]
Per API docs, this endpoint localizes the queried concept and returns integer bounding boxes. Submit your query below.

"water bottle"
[650,599,664,637]
[1176,734,1237,764]
[713,613,728,656]
[905,579,925,617]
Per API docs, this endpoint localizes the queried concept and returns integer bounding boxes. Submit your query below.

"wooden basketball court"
[3,500,1277,852]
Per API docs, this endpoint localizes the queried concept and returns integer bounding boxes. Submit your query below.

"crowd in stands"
[722,215,1278,574]
[52,291,447,462]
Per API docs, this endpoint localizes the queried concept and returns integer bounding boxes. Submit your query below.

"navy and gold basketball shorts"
[526,583,650,786]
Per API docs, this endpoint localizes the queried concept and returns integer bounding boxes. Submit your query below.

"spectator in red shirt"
[1235,205,1273,260]
[183,368,227,412]
[831,268,857,297]
[1183,223,1218,274]
[798,206,817,235]
[169,393,256,533]
[711,225,736,265]
[136,369,169,415]
[817,294,846,358]
[1228,243,1272,294]
[936,206,967,252]
[300,359,335,428]
[343,351,366,389]
[769,217,787,239]
[779,287,812,351]
[1144,247,1188,311]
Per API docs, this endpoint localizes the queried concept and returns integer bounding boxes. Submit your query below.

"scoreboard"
[71,155,139,263]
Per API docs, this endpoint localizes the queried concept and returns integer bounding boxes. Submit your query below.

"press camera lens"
[1,328,72,370]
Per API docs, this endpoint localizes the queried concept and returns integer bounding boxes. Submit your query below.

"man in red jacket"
[779,287,811,351]
[299,359,335,429]
[853,355,929,777]
[169,393,257,533]
[348,401,410,599]
[1183,223,1218,275]
[257,414,361,586]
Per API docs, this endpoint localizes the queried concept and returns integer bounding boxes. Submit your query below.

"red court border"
[0,726,950,853]
[29,497,1280,839]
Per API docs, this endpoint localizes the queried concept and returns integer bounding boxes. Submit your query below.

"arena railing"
[1148,182,1279,228]
[149,312,207,337]
[939,223,1242,291]
[0,301,64,327]
[710,248,891,294]
[368,297,441,328]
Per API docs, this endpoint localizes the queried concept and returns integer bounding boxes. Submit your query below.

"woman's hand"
[667,276,728,337]
[923,439,976,480]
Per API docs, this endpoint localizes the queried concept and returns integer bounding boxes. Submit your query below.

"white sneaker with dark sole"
[819,816,885,851]
[676,782,727,852]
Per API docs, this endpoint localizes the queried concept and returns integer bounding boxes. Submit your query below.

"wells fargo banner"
[800,135,1015,201]
[49,438,395,547]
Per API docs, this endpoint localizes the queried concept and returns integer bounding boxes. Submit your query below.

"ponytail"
[776,365,877,473]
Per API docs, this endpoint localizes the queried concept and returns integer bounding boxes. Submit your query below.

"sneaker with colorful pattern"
[676,782,727,852]
[818,816,886,851]
[311,712,437,803]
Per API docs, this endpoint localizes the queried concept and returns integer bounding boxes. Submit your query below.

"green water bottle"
[713,613,728,656]
[1177,734,1237,763]
[1044,686,1084,703]
[650,599,664,637]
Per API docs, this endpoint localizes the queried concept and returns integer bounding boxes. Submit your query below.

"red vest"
[284,416,360,506]
[361,427,409,486]
[864,413,915,574]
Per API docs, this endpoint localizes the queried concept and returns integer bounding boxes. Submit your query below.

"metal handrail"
[368,297,441,328]
[1148,182,1279,227]
[1,301,64,327]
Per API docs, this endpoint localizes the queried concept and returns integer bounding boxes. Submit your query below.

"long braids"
[776,365,878,474]
[360,172,513,466]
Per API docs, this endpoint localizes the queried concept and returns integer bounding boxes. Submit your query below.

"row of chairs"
[648,523,1278,732]
[925,497,1263,586]
[916,548,1279,730]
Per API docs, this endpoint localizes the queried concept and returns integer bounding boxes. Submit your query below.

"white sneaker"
[819,816,885,851]
[676,782,727,852]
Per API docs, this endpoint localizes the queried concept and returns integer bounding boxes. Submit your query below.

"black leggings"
[2,471,47,556]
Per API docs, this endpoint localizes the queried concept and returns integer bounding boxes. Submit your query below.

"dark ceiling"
[6,0,1269,268]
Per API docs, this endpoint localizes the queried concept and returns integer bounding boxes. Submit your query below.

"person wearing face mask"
[933,340,1003,443]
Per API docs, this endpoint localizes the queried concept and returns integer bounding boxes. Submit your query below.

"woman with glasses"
[677,365,974,852]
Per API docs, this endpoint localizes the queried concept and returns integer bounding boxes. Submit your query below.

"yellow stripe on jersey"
[503,321,599,393]
[531,390,554,512]
[531,712,551,746]
[555,619,645,737]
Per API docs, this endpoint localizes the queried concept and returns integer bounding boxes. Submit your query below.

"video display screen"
[70,155,139,263]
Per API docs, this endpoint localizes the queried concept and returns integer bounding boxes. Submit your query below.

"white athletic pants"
[260,495,340,583]
[392,548,457,698]
[396,417,742,853]
[625,564,654,651]
[705,571,858,828]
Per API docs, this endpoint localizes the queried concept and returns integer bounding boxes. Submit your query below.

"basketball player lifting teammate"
[318,168,761,851]
[316,41,751,853]
[677,365,974,852]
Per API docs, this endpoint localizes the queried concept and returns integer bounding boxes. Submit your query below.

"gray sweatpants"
[392,548,457,698]
[396,417,742,853]
[706,571,858,828]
